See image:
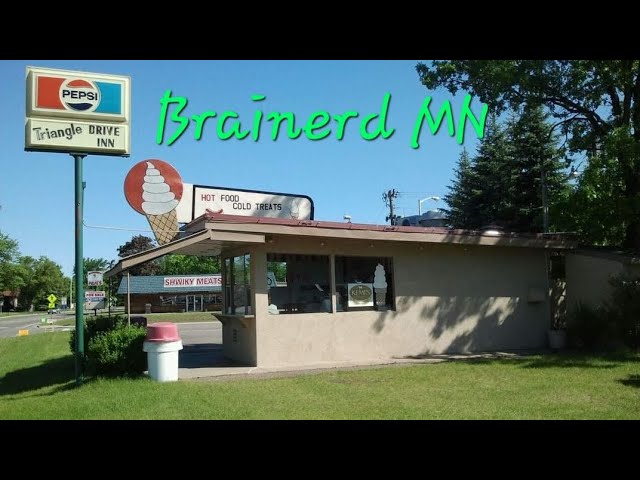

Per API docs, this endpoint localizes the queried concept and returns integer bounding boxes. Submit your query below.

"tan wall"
[221,316,257,365]
[237,237,551,368]
[565,253,625,311]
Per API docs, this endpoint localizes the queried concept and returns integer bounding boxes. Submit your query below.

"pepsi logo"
[59,79,100,112]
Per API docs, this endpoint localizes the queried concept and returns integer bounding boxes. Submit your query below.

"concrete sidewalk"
[179,351,534,382]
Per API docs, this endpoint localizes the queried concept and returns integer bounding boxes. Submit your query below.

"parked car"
[48,308,59,314]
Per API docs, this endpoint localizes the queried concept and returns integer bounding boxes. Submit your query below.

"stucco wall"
[221,316,257,366]
[565,253,625,311]
[245,237,550,368]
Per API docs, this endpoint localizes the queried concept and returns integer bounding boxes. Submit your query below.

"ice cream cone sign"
[373,263,387,307]
[124,160,183,245]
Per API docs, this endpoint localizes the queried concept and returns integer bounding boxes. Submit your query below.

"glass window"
[223,254,252,314]
[335,256,394,311]
[267,254,331,314]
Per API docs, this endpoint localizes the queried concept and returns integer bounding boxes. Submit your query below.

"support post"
[73,153,86,386]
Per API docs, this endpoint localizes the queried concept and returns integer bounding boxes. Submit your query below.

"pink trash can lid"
[146,322,181,342]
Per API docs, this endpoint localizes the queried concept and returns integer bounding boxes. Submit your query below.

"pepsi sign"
[25,66,131,156]
[26,66,130,123]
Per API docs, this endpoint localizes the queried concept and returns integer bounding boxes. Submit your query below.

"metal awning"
[105,229,265,278]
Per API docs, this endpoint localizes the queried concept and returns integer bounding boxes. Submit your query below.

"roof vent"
[481,225,504,236]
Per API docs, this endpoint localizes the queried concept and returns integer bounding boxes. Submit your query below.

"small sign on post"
[85,291,106,310]
[87,271,104,286]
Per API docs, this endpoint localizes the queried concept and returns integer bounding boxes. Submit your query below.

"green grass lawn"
[1,333,639,419]
[55,311,218,327]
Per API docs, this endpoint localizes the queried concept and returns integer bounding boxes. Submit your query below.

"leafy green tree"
[555,154,626,245]
[17,256,67,310]
[0,231,19,264]
[0,231,26,292]
[159,255,220,275]
[116,235,160,276]
[417,60,640,249]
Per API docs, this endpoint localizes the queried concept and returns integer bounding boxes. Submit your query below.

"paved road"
[0,313,71,338]
[0,314,222,343]
[178,322,221,345]
[1,316,224,368]
[177,322,226,368]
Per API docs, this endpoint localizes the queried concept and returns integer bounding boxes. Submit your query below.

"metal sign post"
[25,66,131,387]
[74,153,86,386]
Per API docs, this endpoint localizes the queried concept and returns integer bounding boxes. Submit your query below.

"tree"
[159,255,220,275]
[465,115,512,229]
[116,235,160,276]
[506,104,569,233]
[417,60,640,249]
[0,231,19,264]
[17,256,67,310]
[554,153,626,245]
[444,108,569,233]
[443,148,476,228]
[72,257,111,287]
[0,231,26,292]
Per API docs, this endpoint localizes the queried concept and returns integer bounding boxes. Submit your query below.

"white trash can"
[143,322,183,382]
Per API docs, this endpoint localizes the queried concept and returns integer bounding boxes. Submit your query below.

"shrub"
[566,302,616,350]
[86,323,147,377]
[607,273,640,349]
[68,315,125,355]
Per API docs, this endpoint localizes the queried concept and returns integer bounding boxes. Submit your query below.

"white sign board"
[26,118,129,155]
[85,291,106,309]
[61,297,67,306]
[25,66,131,156]
[163,275,222,288]
[347,283,374,308]
[85,291,106,300]
[175,184,314,223]
[87,271,104,286]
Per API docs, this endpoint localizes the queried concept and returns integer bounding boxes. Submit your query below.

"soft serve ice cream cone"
[125,159,184,246]
[373,263,388,306]
[142,162,180,244]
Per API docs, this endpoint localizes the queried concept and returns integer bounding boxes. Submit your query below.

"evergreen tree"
[444,109,568,232]
[444,149,475,228]
[507,104,568,233]
[468,115,512,229]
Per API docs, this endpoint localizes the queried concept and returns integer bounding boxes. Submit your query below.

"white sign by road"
[87,271,104,286]
[25,118,129,155]
[175,184,314,223]
[85,291,106,310]
[85,291,106,300]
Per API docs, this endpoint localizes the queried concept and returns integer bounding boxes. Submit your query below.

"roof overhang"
[105,229,265,278]
[201,220,573,249]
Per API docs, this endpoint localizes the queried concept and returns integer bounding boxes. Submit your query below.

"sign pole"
[74,153,86,386]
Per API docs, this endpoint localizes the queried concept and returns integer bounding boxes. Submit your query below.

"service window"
[223,254,251,314]
[267,253,331,314]
[334,256,394,311]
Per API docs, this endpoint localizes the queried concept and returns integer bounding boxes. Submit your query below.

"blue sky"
[0,60,482,276]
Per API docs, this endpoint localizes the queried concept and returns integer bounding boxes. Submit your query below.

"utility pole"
[383,189,399,225]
